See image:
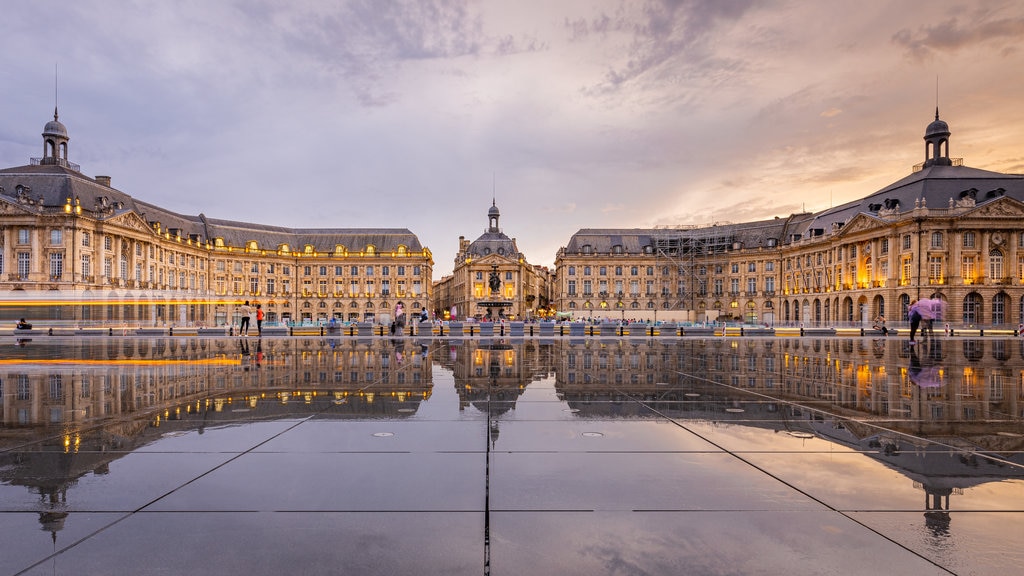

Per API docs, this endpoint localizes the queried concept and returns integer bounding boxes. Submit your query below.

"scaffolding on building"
[652,220,783,322]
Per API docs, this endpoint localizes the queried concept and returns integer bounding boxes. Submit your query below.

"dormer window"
[365,245,376,255]
[612,245,623,255]
[582,244,592,254]
[246,240,259,252]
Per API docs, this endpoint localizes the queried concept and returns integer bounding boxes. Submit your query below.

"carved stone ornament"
[991,232,1004,246]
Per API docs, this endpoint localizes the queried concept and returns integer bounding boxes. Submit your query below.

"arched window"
[989,248,1004,281]
[963,293,982,324]
[992,292,1008,325]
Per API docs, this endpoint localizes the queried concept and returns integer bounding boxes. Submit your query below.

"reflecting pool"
[2,335,1022,575]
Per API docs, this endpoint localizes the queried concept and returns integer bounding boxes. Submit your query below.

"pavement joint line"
[618,370,958,575]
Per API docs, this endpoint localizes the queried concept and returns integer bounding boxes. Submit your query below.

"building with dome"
[555,110,1024,326]
[0,110,433,326]
[432,202,551,320]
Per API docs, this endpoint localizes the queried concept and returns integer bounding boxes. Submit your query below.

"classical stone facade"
[432,202,551,320]
[555,111,1024,327]
[0,111,433,326]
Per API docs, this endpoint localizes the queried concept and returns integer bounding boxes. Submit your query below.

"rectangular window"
[583,280,592,295]
[81,254,91,277]
[266,278,276,295]
[747,277,757,293]
[251,277,260,293]
[928,256,943,284]
[49,252,63,279]
[319,279,328,295]
[18,252,30,279]
[252,263,259,273]
[765,277,775,292]
[350,280,359,295]
[82,231,90,247]
[962,256,976,283]
[366,266,374,276]
[50,229,62,244]
[382,266,390,276]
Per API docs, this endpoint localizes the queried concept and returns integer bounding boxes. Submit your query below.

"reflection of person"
[908,345,941,388]
[255,340,263,368]
[240,338,251,371]
[239,301,252,336]
[16,318,32,330]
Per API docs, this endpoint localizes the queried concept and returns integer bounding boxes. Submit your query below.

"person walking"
[239,300,252,336]
[255,303,264,336]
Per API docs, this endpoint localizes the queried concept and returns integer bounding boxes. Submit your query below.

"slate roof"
[0,163,424,253]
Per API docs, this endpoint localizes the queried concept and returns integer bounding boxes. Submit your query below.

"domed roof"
[488,203,500,217]
[43,109,68,139]
[925,108,949,139]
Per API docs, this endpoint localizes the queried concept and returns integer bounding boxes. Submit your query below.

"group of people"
[908,298,945,344]
[872,298,946,344]
[389,303,430,335]
[237,300,264,336]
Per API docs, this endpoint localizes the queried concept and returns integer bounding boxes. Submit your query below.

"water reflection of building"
[0,337,433,429]
[437,339,553,412]
[552,338,1024,434]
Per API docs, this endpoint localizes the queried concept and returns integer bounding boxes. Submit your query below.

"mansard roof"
[796,164,1024,239]
[0,163,426,254]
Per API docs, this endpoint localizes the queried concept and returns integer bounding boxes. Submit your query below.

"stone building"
[0,110,433,326]
[555,111,1024,327]
[432,202,551,320]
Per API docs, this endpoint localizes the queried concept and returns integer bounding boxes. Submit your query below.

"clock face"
[863,244,871,255]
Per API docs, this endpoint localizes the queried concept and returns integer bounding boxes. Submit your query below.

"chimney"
[95,175,112,187]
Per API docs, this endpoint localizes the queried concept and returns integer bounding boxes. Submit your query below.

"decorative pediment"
[109,211,162,235]
[834,213,883,237]
[962,196,1024,219]
[0,196,38,215]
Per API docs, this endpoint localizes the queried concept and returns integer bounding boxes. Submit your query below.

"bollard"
[169,326,173,336]
[49,327,54,336]
[109,327,113,336]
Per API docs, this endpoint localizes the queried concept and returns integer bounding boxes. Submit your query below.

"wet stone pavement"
[1,335,1023,575]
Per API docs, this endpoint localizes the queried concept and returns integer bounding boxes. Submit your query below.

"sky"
[2,0,1024,277]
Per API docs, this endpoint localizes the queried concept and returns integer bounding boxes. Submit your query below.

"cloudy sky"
[2,0,1023,276]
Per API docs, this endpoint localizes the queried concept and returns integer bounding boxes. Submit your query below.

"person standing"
[908,299,922,344]
[255,304,264,336]
[239,300,252,336]
[393,302,406,335]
